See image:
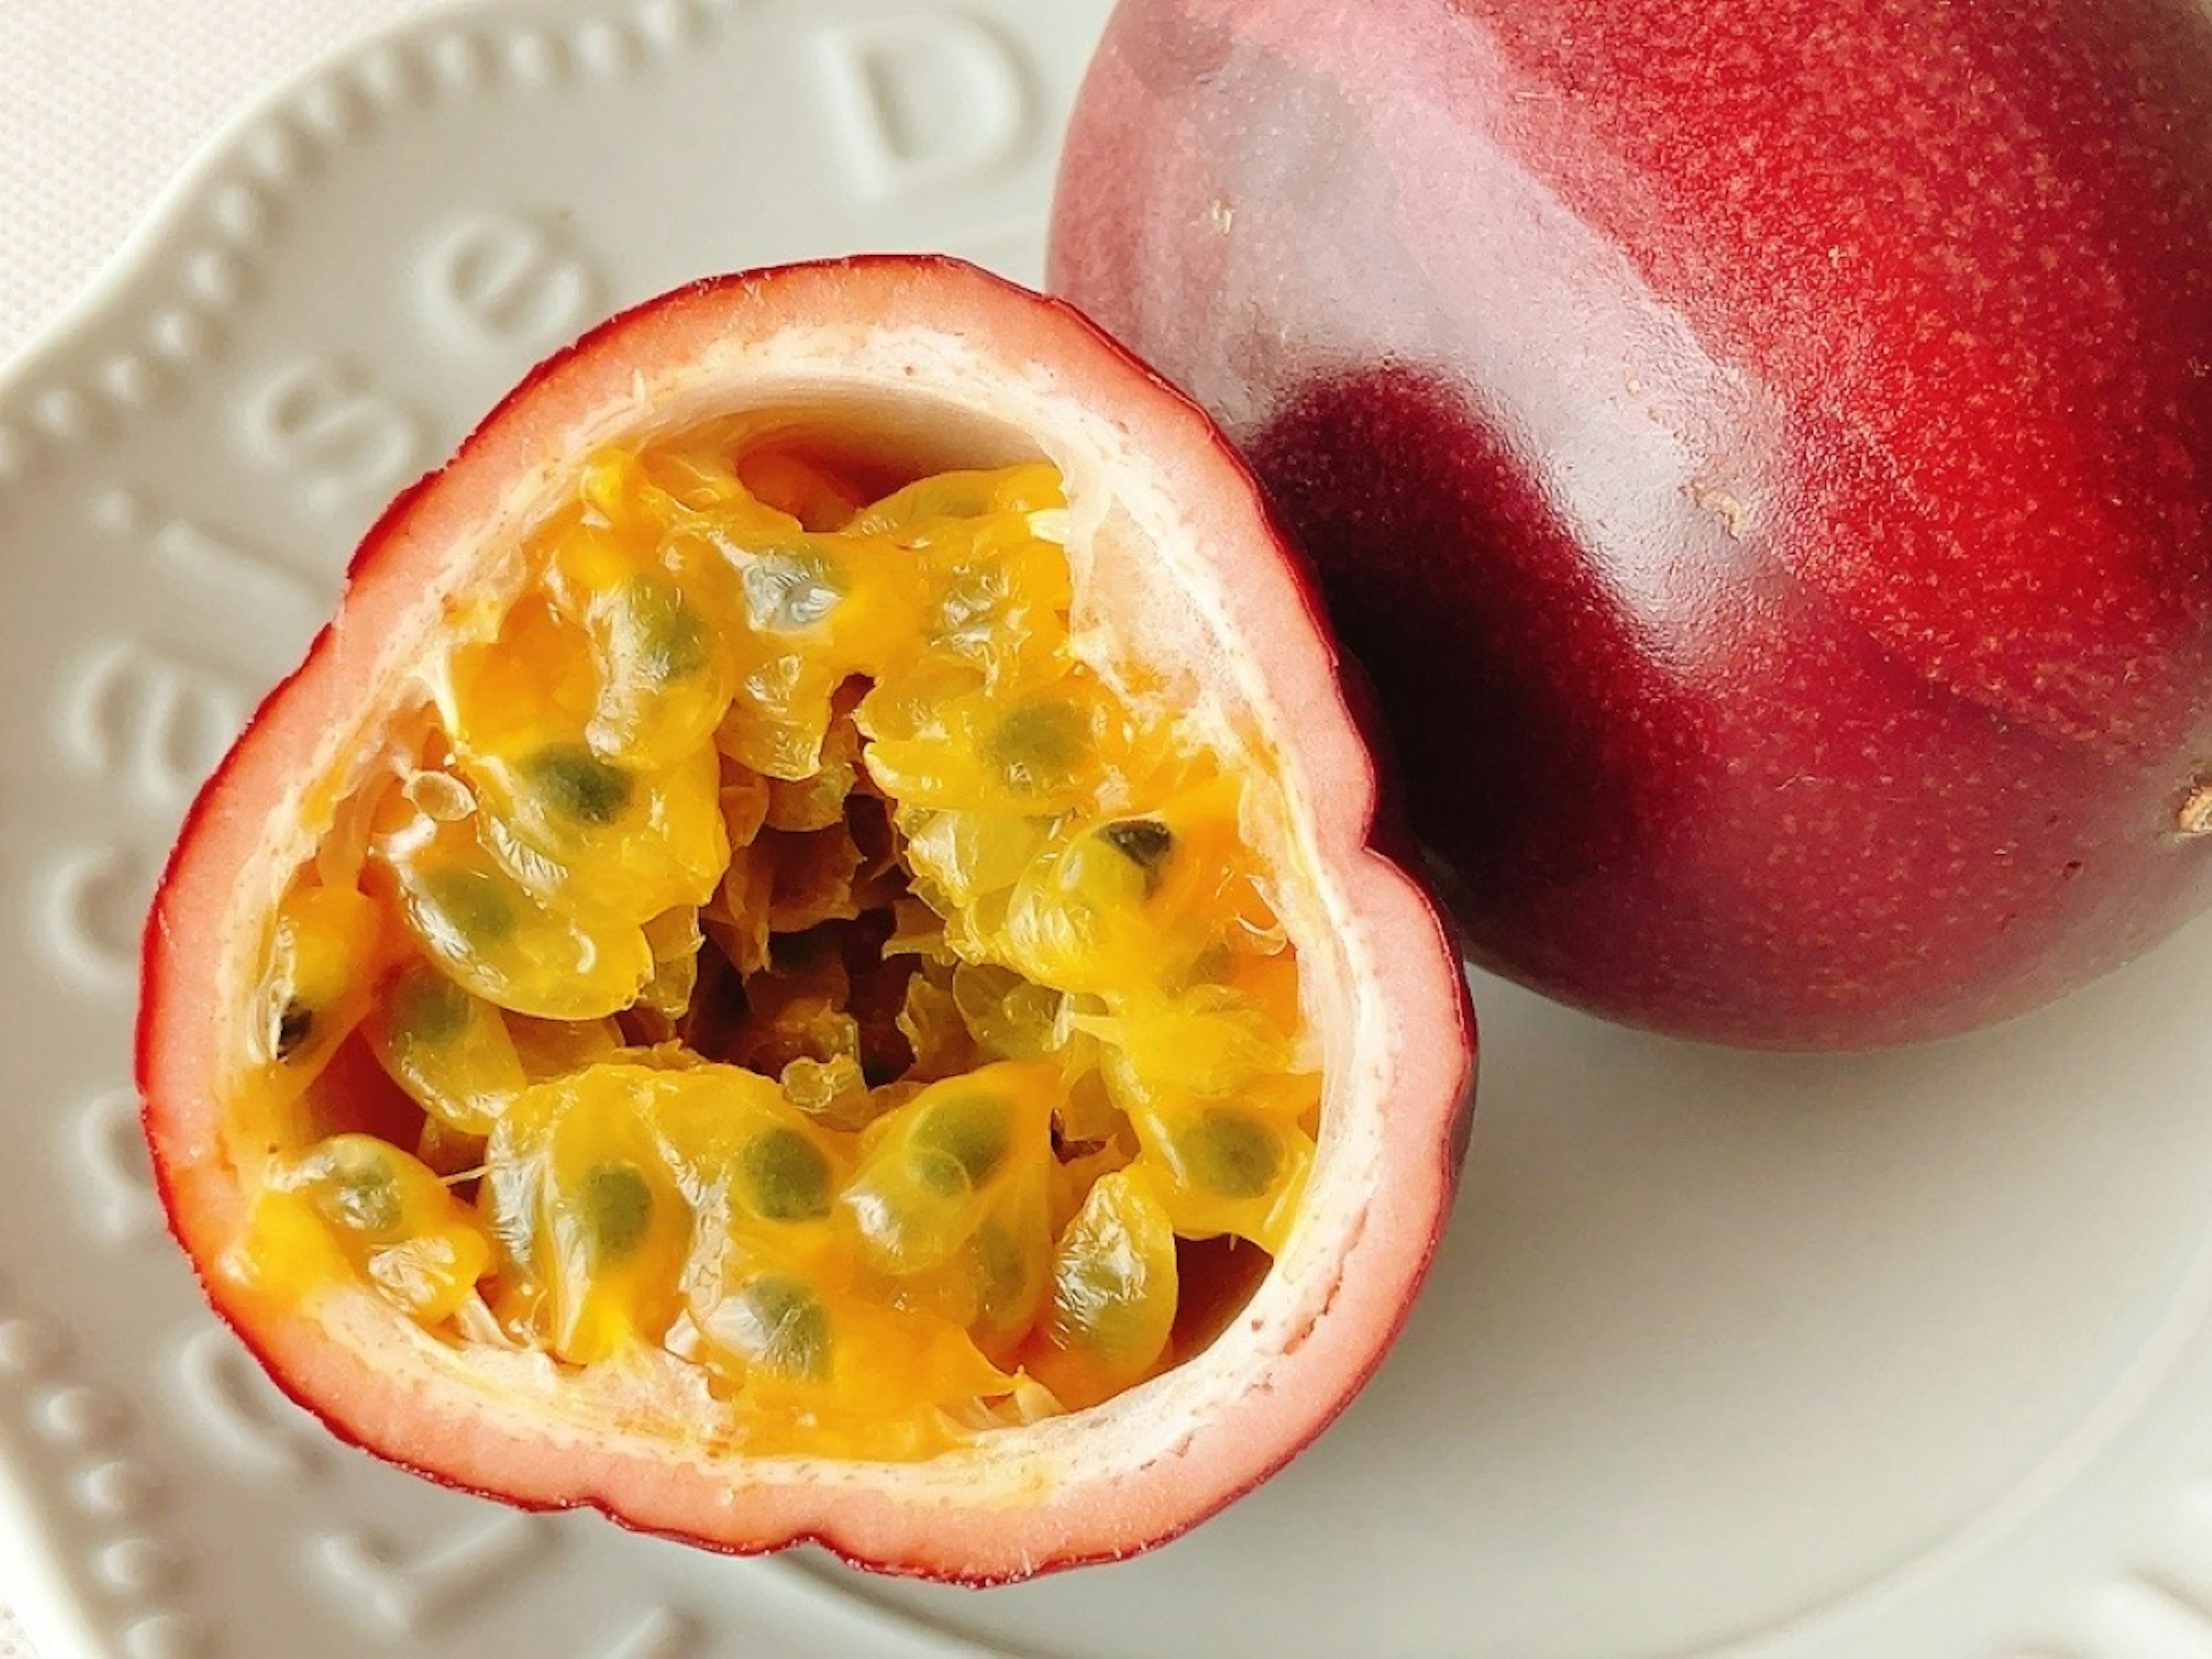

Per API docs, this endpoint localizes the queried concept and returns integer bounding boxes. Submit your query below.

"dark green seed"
[272,1000,315,1062]
[910,1147,971,1199]
[390,966,470,1044]
[738,1127,832,1222]
[725,1275,831,1379]
[1184,1108,1282,1199]
[912,1094,1012,1188]
[622,578,709,684]
[1100,819,1175,896]
[419,868,518,947]
[983,700,1086,793]
[577,1162,653,1265]
[521,744,634,827]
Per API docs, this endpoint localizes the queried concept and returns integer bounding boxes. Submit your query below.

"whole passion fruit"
[137,257,1473,1580]
[1048,0,2212,1048]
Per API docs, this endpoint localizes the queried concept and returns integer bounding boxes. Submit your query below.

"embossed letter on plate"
[421,212,603,353]
[241,358,424,516]
[813,13,1035,201]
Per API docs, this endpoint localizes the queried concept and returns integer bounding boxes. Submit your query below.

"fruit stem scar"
[2178,779,2212,838]
[1688,480,1748,540]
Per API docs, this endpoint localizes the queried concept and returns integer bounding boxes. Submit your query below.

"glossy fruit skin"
[1049,0,2212,1047]
[135,256,1475,1581]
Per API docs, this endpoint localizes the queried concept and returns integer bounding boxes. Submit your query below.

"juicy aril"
[137,257,1472,1579]
[1048,0,2212,1047]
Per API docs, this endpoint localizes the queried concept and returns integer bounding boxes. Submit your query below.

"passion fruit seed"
[972,1219,1043,1326]
[254,885,380,1077]
[847,1153,981,1264]
[985,699,1088,794]
[253,1135,495,1327]
[1101,819,1174,895]
[620,577,710,684]
[1043,1171,1179,1401]
[230,447,1321,1460]
[416,867,519,948]
[1184,1106,1282,1198]
[312,1155,402,1236]
[578,1162,655,1265]
[911,1093,1013,1187]
[272,1001,316,1061]
[389,965,471,1044]
[523,744,635,825]
[738,1127,833,1222]
[368,963,532,1137]
[710,1275,832,1380]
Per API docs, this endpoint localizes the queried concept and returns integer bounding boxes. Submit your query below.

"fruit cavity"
[225,431,1319,1459]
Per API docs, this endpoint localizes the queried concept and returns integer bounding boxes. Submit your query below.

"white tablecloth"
[0,3,453,1646]
[1,0,443,361]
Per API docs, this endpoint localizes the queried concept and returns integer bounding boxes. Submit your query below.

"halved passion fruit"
[137,256,1473,1580]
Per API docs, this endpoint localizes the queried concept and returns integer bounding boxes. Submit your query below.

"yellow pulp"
[232,431,1318,1457]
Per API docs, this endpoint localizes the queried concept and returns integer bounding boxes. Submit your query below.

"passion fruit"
[1048,0,2212,1048]
[136,256,1473,1580]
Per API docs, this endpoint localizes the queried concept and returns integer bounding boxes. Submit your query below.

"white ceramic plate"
[4,1,2211,1654]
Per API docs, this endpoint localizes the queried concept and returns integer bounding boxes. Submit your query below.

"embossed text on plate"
[56,638,248,810]
[423,212,603,352]
[67,1084,164,1247]
[315,1511,555,1636]
[171,1323,328,1481]
[241,357,424,515]
[95,488,336,675]
[812,12,1035,200]
[39,842,157,991]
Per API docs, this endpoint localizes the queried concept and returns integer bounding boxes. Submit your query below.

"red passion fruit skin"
[135,256,1475,1582]
[1048,0,2212,1048]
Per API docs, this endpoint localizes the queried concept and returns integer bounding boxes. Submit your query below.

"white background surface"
[0,0,440,363]
[1,12,446,1651]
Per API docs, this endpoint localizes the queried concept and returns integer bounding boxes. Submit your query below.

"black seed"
[738,1127,832,1222]
[577,1162,653,1265]
[273,1000,315,1062]
[725,1275,831,1379]
[420,868,518,946]
[623,578,709,684]
[1184,1108,1282,1199]
[521,744,634,827]
[983,700,1086,793]
[1101,819,1175,895]
[912,1094,1012,1188]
